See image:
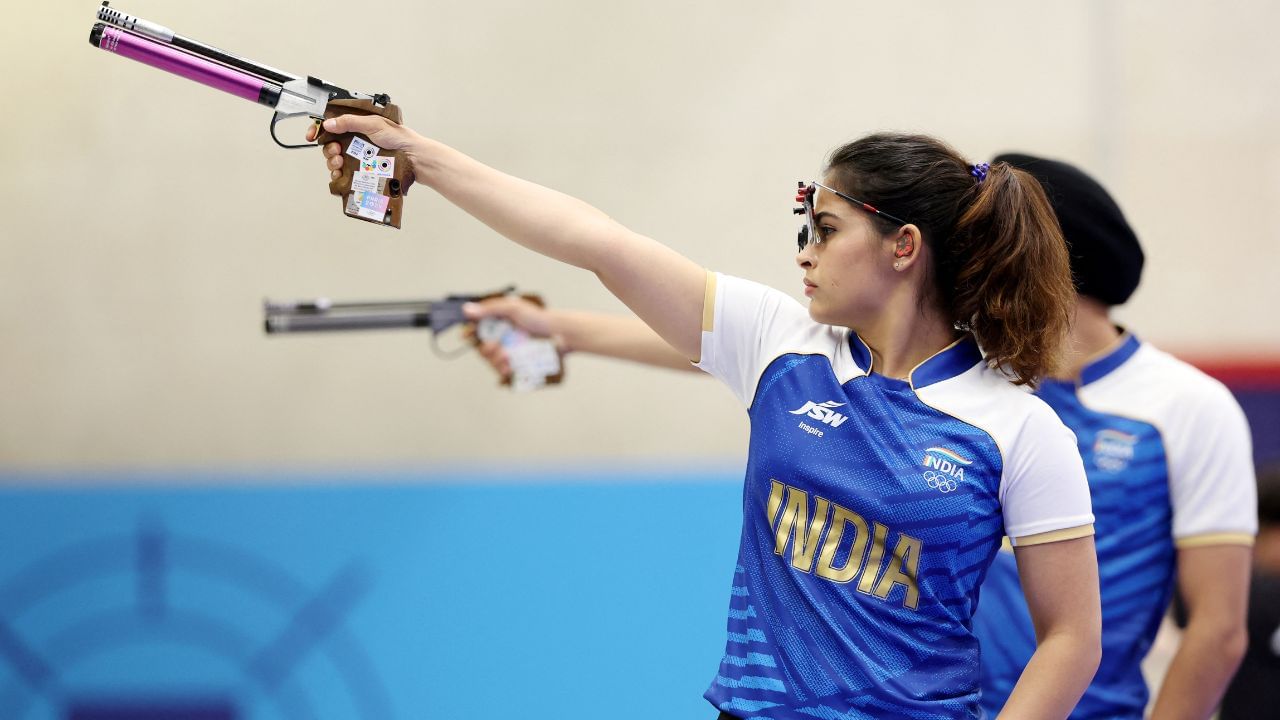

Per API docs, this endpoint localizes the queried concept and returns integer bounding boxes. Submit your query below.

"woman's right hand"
[306,114,425,191]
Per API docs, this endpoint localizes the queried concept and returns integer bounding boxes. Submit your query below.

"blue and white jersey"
[974,332,1258,719]
[695,272,1095,720]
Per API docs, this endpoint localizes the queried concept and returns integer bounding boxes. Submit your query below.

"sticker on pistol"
[360,156,395,177]
[508,340,561,392]
[350,191,390,222]
[513,340,561,376]
[351,171,381,193]
[372,156,395,178]
[476,318,560,392]
[346,136,381,162]
[512,371,546,393]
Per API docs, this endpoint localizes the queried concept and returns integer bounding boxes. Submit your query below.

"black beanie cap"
[993,153,1145,306]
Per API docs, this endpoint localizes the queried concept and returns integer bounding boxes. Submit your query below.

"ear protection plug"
[894,238,914,258]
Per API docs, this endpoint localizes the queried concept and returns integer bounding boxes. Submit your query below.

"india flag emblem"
[923,447,973,466]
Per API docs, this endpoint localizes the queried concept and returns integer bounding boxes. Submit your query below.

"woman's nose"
[796,247,814,269]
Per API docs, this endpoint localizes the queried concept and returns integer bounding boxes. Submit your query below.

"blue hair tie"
[970,162,990,183]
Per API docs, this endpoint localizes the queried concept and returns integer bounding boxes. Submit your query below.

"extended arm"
[314,115,707,360]
[1147,544,1251,719]
[997,536,1103,720]
[463,296,700,377]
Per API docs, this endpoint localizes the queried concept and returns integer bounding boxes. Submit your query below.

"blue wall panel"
[0,471,742,720]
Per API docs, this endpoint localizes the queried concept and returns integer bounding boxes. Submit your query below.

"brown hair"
[825,133,1075,386]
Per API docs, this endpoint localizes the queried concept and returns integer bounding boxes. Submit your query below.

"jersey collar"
[910,335,985,390]
[1078,331,1141,386]
[847,332,984,390]
[849,332,874,374]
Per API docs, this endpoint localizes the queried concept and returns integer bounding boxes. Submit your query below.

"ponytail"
[825,134,1075,386]
[949,163,1074,385]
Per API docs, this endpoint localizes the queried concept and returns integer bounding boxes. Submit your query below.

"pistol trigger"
[268,111,314,150]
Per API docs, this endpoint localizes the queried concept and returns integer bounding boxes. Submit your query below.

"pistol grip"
[315,100,408,229]
[514,293,563,389]
[469,294,564,389]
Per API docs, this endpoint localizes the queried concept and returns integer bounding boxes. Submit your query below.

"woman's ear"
[891,224,923,272]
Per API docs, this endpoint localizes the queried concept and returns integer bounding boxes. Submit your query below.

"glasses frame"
[794,181,910,251]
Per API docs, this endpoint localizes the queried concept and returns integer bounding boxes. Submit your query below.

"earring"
[894,261,902,270]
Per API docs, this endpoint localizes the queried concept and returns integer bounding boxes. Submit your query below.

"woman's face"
[796,180,899,327]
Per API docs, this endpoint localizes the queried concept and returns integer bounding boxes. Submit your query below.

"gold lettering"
[772,487,831,573]
[856,522,889,594]
[773,487,803,558]
[767,481,926,610]
[815,505,870,583]
[872,533,923,610]
[767,480,786,529]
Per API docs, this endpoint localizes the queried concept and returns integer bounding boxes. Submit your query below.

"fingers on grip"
[475,340,512,379]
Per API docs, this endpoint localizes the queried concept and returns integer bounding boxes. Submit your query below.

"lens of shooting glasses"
[797,224,810,251]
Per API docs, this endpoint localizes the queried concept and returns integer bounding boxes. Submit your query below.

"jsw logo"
[789,400,849,427]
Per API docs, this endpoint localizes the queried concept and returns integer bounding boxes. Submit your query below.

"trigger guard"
[270,112,318,150]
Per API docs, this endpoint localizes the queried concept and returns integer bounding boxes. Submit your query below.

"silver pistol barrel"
[94,2,299,85]
[97,2,174,43]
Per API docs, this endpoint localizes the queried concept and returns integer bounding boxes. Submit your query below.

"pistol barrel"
[95,2,298,84]
[264,311,433,334]
[91,23,278,106]
[97,2,173,41]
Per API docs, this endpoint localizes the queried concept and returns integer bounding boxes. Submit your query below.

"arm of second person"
[1147,544,1251,720]
[464,296,700,374]
[316,115,707,361]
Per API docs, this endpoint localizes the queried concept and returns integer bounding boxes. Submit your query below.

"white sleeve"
[916,369,1096,546]
[694,271,816,407]
[1001,403,1096,546]
[1165,379,1258,546]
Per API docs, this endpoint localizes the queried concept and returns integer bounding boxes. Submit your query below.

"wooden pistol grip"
[315,99,407,229]
[467,293,564,388]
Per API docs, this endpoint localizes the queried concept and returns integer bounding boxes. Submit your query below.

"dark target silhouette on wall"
[0,520,393,719]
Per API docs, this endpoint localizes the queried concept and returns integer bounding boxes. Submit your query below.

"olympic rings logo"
[923,471,958,493]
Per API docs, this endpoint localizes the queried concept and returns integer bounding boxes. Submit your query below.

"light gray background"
[3,1,1278,472]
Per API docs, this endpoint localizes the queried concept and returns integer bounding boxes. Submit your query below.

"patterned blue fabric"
[975,335,1172,719]
[705,338,1005,719]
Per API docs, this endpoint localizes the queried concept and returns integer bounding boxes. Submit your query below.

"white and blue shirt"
[974,332,1258,719]
[696,273,1095,719]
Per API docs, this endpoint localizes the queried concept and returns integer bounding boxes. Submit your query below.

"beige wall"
[2,1,1277,472]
